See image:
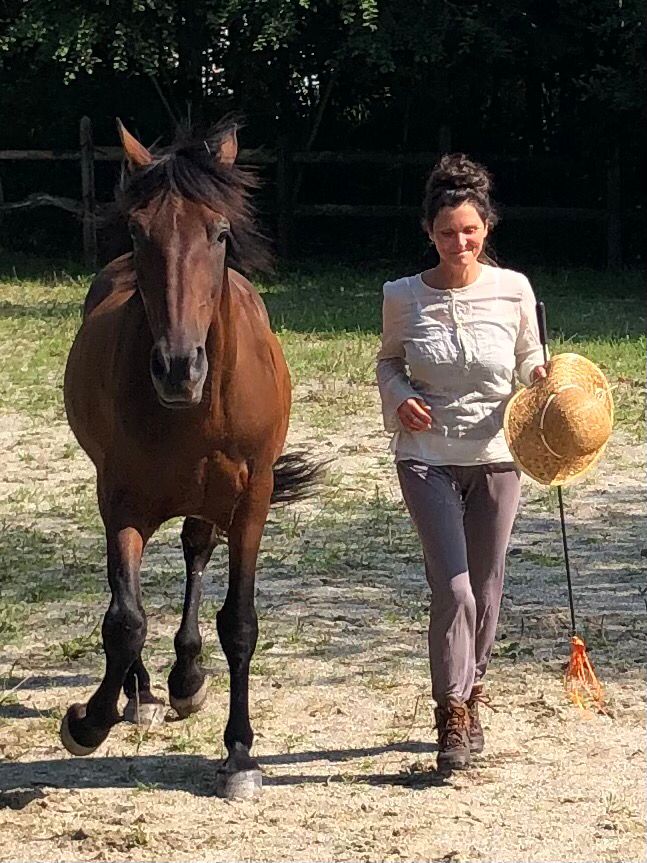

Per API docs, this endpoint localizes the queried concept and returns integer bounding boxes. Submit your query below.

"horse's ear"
[116,118,153,170]
[218,127,238,166]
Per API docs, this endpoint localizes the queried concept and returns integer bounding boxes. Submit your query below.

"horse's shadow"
[0,740,445,804]
[0,704,59,720]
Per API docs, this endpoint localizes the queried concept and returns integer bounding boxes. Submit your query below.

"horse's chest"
[154,450,246,527]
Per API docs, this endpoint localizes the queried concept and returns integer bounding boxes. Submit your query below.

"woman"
[376,154,546,772]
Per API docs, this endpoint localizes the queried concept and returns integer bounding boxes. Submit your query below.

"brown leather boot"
[466,685,487,754]
[434,697,471,771]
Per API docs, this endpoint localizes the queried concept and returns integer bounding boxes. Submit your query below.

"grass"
[0,252,644,674]
[0,254,643,430]
[57,625,102,662]
[0,600,29,647]
[263,264,645,434]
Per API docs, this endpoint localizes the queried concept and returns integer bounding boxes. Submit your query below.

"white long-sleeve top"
[376,264,545,465]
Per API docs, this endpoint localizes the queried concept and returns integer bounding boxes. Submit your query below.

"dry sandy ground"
[0,388,645,863]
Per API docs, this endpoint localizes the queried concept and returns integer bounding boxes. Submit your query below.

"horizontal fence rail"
[0,147,275,164]
[0,117,623,269]
[0,149,593,166]
[292,204,607,221]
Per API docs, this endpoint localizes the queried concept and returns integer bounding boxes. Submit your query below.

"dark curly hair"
[423,153,498,227]
[422,153,498,265]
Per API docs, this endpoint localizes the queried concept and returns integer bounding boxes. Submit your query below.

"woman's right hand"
[397,397,433,432]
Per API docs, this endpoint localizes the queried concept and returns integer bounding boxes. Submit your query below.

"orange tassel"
[564,634,606,713]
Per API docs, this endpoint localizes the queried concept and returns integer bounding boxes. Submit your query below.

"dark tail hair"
[271,451,329,505]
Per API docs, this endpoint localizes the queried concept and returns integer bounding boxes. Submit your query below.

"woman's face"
[429,203,488,267]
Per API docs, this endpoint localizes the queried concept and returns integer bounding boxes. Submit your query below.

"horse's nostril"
[150,345,167,381]
[194,345,206,369]
[187,345,207,383]
[150,341,207,402]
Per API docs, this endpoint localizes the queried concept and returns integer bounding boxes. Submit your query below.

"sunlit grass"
[0,256,643,432]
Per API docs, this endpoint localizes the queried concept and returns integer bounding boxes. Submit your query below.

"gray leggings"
[397,460,521,705]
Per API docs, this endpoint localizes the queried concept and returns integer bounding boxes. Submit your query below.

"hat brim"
[504,353,614,486]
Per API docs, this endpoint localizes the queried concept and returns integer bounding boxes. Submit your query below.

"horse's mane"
[117,119,271,274]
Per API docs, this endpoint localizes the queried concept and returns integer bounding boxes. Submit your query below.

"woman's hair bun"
[423,152,498,228]
[427,153,492,198]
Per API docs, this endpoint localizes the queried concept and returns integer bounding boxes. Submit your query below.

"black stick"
[536,301,577,637]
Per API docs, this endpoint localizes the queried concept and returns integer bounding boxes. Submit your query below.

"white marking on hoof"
[215,768,262,800]
[60,713,99,757]
[169,679,208,719]
[123,698,166,728]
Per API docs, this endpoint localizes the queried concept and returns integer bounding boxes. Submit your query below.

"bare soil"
[0,387,645,863]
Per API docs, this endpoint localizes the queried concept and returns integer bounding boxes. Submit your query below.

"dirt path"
[0,390,645,862]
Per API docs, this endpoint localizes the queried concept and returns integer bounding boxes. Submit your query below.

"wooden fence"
[0,117,622,269]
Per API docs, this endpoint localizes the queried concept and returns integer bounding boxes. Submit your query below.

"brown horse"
[61,120,320,799]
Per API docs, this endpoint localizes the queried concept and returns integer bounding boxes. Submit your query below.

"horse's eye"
[128,219,146,242]
[208,220,230,245]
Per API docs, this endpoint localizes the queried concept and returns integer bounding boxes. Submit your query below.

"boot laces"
[468,689,495,714]
[440,704,468,748]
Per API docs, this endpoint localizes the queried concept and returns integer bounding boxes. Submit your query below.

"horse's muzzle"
[150,341,208,408]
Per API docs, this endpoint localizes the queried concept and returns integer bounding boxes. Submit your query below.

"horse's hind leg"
[168,517,221,718]
[60,524,150,756]
[122,656,165,727]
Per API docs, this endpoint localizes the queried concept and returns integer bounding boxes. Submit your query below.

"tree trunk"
[176,2,205,126]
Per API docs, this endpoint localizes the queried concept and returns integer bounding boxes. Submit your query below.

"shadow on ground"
[0,740,445,803]
[1,490,645,673]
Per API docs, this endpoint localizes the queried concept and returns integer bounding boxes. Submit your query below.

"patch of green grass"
[0,520,105,604]
[258,264,644,434]
[0,256,643,665]
[361,667,412,693]
[0,258,642,432]
[0,600,29,647]
[164,717,203,754]
[492,640,535,660]
[0,269,87,417]
[520,550,563,567]
[0,663,31,706]
[133,779,162,792]
[57,624,103,662]
[48,482,102,531]
[291,377,377,428]
[282,730,309,753]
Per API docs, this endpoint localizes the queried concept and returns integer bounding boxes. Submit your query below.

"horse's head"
[117,120,250,409]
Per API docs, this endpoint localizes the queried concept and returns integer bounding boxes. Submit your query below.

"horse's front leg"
[215,475,272,799]
[168,517,221,718]
[60,524,151,755]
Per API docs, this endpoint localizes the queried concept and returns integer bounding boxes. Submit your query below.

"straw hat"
[504,353,614,486]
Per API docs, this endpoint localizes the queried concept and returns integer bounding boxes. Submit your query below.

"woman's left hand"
[531,365,548,382]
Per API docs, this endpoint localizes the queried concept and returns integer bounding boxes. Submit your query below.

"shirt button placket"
[452,297,469,365]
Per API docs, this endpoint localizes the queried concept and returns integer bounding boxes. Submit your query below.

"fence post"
[80,116,97,271]
[276,136,294,258]
[606,146,622,270]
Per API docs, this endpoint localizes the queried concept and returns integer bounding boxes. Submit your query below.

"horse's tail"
[271,451,329,505]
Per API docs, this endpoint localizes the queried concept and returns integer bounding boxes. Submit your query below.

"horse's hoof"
[60,708,100,757]
[215,768,263,800]
[123,698,166,728]
[170,679,208,719]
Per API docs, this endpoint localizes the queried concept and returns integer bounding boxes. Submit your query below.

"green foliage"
[0,1,642,268]
[0,0,642,152]
[0,1,178,80]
